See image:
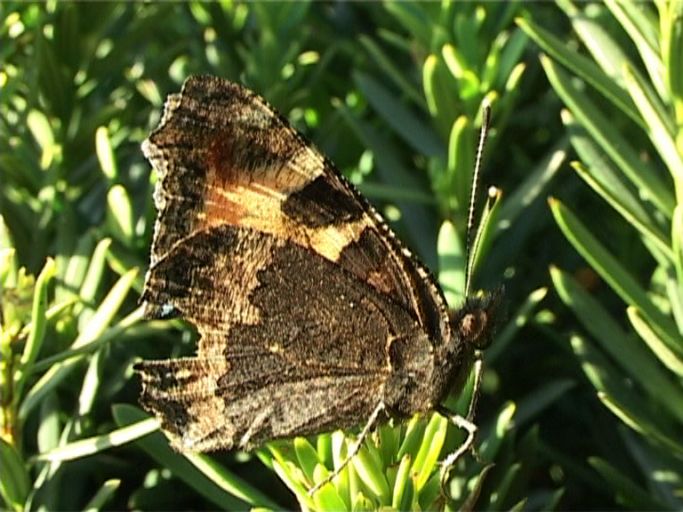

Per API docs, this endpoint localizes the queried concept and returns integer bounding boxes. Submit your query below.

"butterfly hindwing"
[139,224,430,450]
[138,355,383,451]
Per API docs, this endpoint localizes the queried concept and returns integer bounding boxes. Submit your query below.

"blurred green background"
[2,1,682,510]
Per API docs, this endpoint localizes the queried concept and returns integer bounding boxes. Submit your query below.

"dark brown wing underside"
[138,356,385,451]
[136,76,454,451]
[142,224,420,366]
[137,224,427,450]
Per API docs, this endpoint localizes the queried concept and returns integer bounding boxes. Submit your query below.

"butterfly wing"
[138,226,426,449]
[136,76,449,450]
[141,76,451,345]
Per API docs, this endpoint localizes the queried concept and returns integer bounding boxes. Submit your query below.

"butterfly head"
[450,286,504,351]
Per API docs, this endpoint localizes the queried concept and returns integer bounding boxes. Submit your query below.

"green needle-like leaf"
[517,16,643,127]
[551,266,683,423]
[542,57,675,216]
[15,258,55,397]
[0,438,30,512]
[35,417,159,462]
[550,199,683,360]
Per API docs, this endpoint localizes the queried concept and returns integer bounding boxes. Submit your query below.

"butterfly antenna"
[464,103,491,298]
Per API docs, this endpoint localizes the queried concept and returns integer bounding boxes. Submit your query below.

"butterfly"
[134,75,502,495]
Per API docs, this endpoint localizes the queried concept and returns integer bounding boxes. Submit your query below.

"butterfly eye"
[459,310,492,350]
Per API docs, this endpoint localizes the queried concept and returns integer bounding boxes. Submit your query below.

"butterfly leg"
[308,401,386,496]
[437,356,484,491]
[238,408,271,449]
